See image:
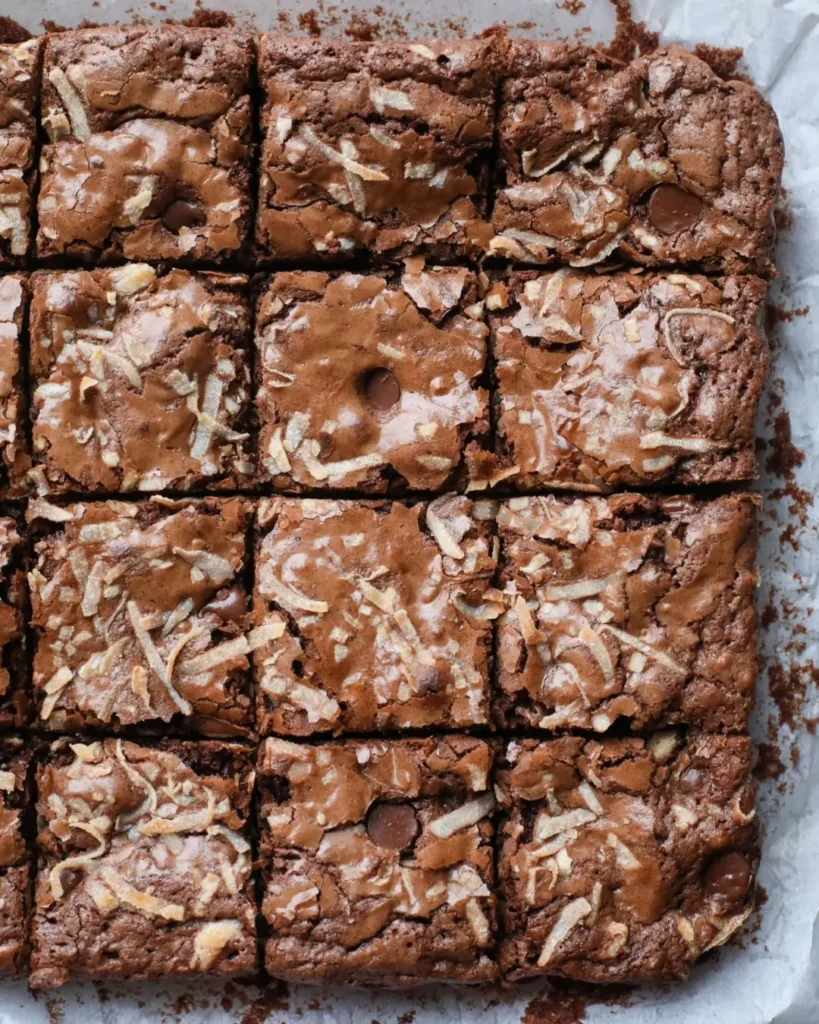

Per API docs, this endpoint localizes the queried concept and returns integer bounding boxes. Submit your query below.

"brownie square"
[256,266,489,493]
[30,738,257,989]
[0,513,26,727]
[0,274,29,494]
[488,270,769,490]
[496,730,757,982]
[496,492,758,733]
[258,735,497,985]
[256,37,498,262]
[253,496,498,736]
[0,737,34,976]
[29,497,254,736]
[0,39,41,263]
[37,27,253,264]
[29,265,253,495]
[492,44,783,276]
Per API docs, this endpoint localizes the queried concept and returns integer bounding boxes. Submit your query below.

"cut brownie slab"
[254,496,498,735]
[496,492,758,733]
[496,730,758,982]
[37,26,253,263]
[492,44,783,275]
[259,735,497,985]
[488,270,768,490]
[0,737,33,976]
[256,37,498,262]
[0,513,26,727]
[256,265,489,493]
[0,274,29,494]
[0,38,41,264]
[29,265,253,495]
[29,497,255,736]
[30,738,257,989]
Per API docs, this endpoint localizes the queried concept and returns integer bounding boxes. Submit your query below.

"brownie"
[496,492,758,733]
[491,44,783,275]
[30,738,257,989]
[488,270,769,490]
[0,39,41,264]
[496,730,758,982]
[0,737,34,976]
[29,497,256,736]
[0,274,29,494]
[256,265,489,493]
[29,265,253,495]
[0,513,26,727]
[253,496,498,736]
[256,36,499,262]
[258,735,497,985]
[37,26,253,264]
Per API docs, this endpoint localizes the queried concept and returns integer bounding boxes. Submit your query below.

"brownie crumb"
[297,10,321,35]
[692,43,745,80]
[0,17,29,43]
[754,742,786,781]
[606,0,659,61]
[183,7,235,28]
[765,411,804,477]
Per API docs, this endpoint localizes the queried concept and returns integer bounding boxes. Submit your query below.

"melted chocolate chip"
[162,199,207,233]
[366,801,419,850]
[704,851,752,902]
[362,368,401,411]
[203,586,247,624]
[647,185,704,234]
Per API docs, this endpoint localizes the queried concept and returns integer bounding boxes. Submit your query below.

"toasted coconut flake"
[190,374,223,462]
[165,627,208,685]
[569,231,626,268]
[262,674,341,724]
[543,573,623,602]
[369,83,414,113]
[301,126,389,181]
[48,67,90,141]
[28,498,73,523]
[464,897,491,944]
[50,822,108,899]
[429,793,495,839]
[607,832,641,870]
[127,601,192,716]
[248,620,286,650]
[539,700,584,729]
[534,807,596,841]
[514,596,543,645]
[425,500,464,560]
[577,624,614,684]
[115,740,157,816]
[600,624,685,674]
[465,464,521,492]
[172,547,234,585]
[661,308,736,367]
[452,591,504,622]
[408,43,436,59]
[177,635,250,676]
[577,781,605,817]
[647,729,680,761]
[139,789,215,836]
[162,598,195,636]
[41,666,74,719]
[639,432,730,453]
[701,908,752,953]
[537,897,592,967]
[0,771,15,793]
[191,920,244,970]
[98,867,185,921]
[604,921,629,958]
[359,579,396,614]
[267,368,296,388]
[264,574,328,615]
[81,561,105,618]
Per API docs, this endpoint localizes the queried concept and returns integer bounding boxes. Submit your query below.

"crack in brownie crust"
[30,738,257,989]
[496,731,758,982]
[253,496,498,735]
[29,497,255,735]
[488,269,769,489]
[256,36,499,262]
[492,44,783,275]
[0,737,33,976]
[258,735,497,985]
[0,39,41,264]
[29,265,253,494]
[0,274,29,494]
[37,27,253,263]
[496,492,759,733]
[0,513,27,727]
[256,265,489,493]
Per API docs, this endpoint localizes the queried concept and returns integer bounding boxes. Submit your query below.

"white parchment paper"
[2,0,818,1020]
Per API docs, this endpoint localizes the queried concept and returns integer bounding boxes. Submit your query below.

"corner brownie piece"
[37,26,252,263]
[0,738,33,975]
[0,514,26,727]
[492,44,783,275]
[496,731,758,982]
[29,497,254,736]
[30,738,257,989]
[254,496,497,735]
[488,270,768,490]
[29,265,253,495]
[256,37,498,261]
[496,492,758,733]
[0,38,41,263]
[0,274,29,494]
[256,265,489,493]
[259,736,497,985]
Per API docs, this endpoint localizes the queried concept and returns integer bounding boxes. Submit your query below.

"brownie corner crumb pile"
[0,14,785,997]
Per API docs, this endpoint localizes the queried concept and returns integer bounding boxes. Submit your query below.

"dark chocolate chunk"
[363,368,401,411]
[647,185,704,235]
[204,586,248,624]
[366,801,419,850]
[162,199,207,233]
[704,851,753,902]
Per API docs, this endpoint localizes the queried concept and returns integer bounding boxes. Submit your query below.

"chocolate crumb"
[754,742,786,780]
[692,43,746,80]
[605,0,659,61]
[0,17,30,42]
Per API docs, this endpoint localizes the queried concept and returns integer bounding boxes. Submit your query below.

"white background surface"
[3,0,819,1020]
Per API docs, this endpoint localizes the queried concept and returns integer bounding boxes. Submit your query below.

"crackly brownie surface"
[497,731,757,982]
[30,738,257,989]
[492,44,783,275]
[29,498,255,735]
[0,516,26,727]
[259,736,497,984]
[496,492,758,733]
[256,36,498,262]
[37,27,253,263]
[256,266,488,493]
[253,496,497,736]
[0,737,33,976]
[0,39,41,263]
[489,270,768,490]
[29,265,253,495]
[0,275,29,493]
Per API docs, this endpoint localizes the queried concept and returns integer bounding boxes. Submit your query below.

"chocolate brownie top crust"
[0,38,41,261]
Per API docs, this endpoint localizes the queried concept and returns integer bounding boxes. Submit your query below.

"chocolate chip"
[366,801,419,850]
[162,199,206,233]
[203,586,247,624]
[363,368,401,411]
[704,851,752,902]
[647,185,704,235]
